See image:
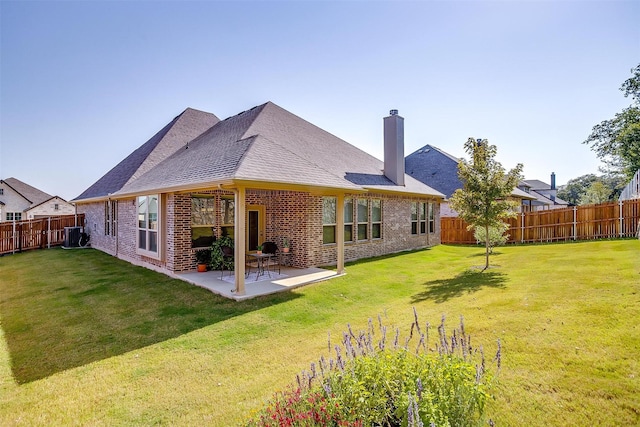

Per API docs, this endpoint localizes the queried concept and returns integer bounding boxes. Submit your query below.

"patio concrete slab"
[174,266,341,301]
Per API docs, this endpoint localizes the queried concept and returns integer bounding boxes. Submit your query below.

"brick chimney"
[384,109,404,186]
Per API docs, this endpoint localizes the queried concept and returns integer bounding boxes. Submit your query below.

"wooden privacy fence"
[441,199,640,244]
[0,214,85,255]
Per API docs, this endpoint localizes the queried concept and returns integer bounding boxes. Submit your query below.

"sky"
[1,0,639,201]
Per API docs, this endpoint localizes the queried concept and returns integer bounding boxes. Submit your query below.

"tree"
[579,181,611,205]
[557,173,626,204]
[450,138,523,270]
[584,64,640,179]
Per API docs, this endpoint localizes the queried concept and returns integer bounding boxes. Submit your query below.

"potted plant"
[195,248,211,272]
[256,244,263,254]
[282,238,290,253]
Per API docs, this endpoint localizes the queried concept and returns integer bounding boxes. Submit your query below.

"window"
[54,203,59,211]
[322,197,336,244]
[104,201,117,236]
[428,202,435,233]
[221,196,235,238]
[137,195,159,256]
[0,188,4,195]
[372,199,382,239]
[357,199,368,240]
[191,196,215,247]
[6,212,21,221]
[411,202,427,235]
[411,203,418,235]
[344,197,353,242]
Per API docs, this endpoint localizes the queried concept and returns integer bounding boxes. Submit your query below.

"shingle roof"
[405,144,463,198]
[406,144,536,200]
[74,108,219,201]
[111,102,443,198]
[522,179,550,190]
[3,177,52,205]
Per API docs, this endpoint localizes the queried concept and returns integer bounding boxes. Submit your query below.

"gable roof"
[2,177,53,205]
[405,144,463,199]
[74,108,220,201]
[98,102,443,199]
[522,179,550,190]
[405,144,536,201]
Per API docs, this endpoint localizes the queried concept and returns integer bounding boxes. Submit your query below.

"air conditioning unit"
[64,226,82,247]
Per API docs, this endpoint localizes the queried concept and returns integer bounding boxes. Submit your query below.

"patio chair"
[220,246,234,279]
[261,241,280,274]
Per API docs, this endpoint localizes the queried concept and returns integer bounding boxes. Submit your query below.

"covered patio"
[176,266,342,301]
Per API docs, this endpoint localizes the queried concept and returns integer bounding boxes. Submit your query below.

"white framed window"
[104,201,117,236]
[372,199,382,239]
[137,195,160,257]
[344,197,353,242]
[322,196,336,244]
[0,188,3,195]
[6,212,22,221]
[428,202,435,233]
[191,196,215,247]
[411,202,427,235]
[357,199,368,241]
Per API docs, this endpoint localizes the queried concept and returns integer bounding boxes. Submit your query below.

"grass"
[1,240,639,426]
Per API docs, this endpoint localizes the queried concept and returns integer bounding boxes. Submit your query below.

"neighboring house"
[0,178,75,222]
[73,103,444,295]
[405,144,536,217]
[619,169,640,201]
[519,173,570,211]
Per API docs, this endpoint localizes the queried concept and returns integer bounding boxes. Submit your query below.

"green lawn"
[1,240,639,426]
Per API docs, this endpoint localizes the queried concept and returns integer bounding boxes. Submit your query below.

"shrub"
[474,223,509,254]
[246,309,500,427]
[210,235,234,271]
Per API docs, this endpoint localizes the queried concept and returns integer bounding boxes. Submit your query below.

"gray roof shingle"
[110,102,443,198]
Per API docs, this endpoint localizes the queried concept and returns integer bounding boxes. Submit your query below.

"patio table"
[246,252,273,280]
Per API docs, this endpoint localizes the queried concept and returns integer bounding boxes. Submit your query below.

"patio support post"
[336,194,345,275]
[235,186,246,295]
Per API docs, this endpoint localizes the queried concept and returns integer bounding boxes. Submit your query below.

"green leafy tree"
[579,181,611,205]
[584,64,640,179]
[450,138,523,270]
[558,173,625,204]
[474,223,509,254]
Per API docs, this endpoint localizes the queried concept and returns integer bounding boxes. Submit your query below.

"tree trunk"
[484,224,490,271]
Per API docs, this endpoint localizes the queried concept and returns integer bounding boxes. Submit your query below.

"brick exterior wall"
[78,188,441,275]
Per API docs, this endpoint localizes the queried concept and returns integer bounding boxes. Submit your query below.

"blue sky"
[1,0,638,200]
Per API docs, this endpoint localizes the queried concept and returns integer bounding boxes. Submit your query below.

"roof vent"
[389,109,398,116]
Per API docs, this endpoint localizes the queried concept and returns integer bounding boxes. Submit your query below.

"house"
[618,169,640,201]
[518,173,570,211]
[73,103,444,295]
[0,178,75,222]
[405,144,536,217]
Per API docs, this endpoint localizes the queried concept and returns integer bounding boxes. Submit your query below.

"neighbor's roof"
[74,108,220,201]
[405,144,462,198]
[99,102,443,199]
[405,144,532,200]
[522,179,550,190]
[2,177,53,205]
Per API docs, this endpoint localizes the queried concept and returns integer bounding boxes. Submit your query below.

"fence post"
[619,200,624,238]
[576,206,579,240]
[521,212,525,243]
[47,216,51,249]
